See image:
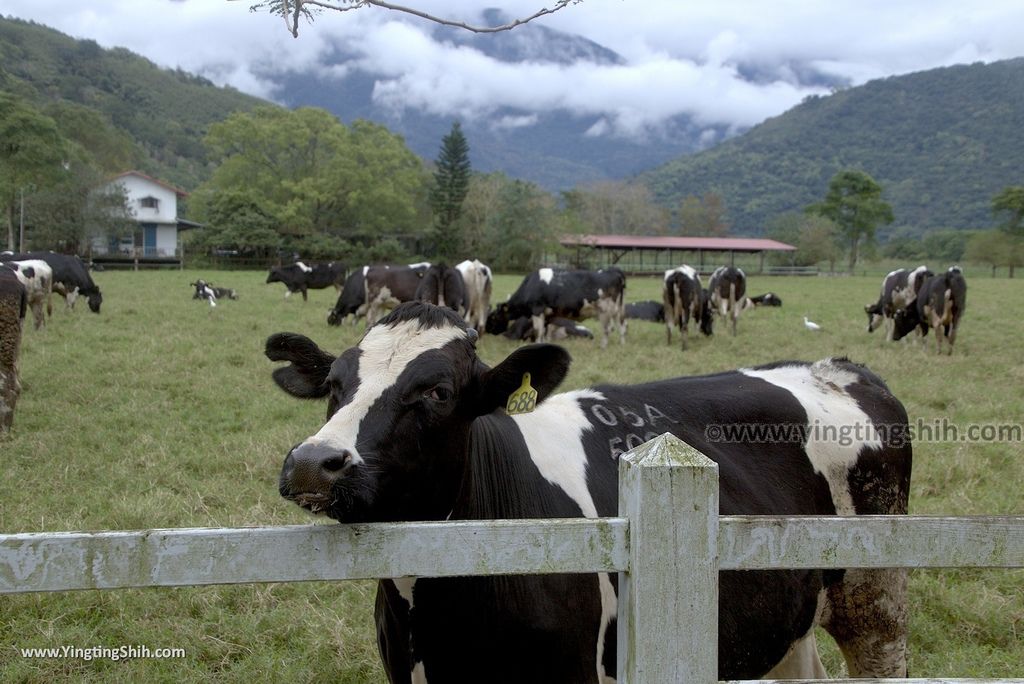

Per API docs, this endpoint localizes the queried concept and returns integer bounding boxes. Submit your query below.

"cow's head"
[269,302,571,523]
[865,301,884,333]
[87,290,102,313]
[266,268,283,284]
[484,302,512,335]
[891,307,923,341]
[698,289,714,336]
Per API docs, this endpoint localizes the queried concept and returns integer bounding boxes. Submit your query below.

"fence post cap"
[620,432,717,470]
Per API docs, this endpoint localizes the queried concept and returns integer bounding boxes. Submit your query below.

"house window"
[140,196,160,210]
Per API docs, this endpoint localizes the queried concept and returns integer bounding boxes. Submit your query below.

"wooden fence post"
[617,432,719,683]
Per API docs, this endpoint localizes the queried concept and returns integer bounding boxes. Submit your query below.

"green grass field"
[2,268,1022,681]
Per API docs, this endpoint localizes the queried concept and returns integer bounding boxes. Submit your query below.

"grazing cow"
[3,260,53,330]
[662,265,709,349]
[268,301,912,682]
[749,292,783,307]
[0,266,26,431]
[624,300,664,323]
[327,266,370,327]
[266,261,346,301]
[190,279,238,308]
[708,266,747,336]
[865,266,932,340]
[4,251,102,313]
[455,259,493,331]
[485,267,626,348]
[364,263,432,326]
[502,315,594,341]
[415,263,465,314]
[892,266,967,354]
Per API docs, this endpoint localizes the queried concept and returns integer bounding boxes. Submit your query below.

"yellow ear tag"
[506,372,538,415]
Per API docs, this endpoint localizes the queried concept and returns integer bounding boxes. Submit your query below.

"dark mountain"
[640,59,1024,237]
[0,16,266,190]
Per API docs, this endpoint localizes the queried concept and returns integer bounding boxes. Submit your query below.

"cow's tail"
[728,282,738,335]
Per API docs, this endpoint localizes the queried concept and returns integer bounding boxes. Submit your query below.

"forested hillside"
[641,59,1024,237]
[0,16,266,190]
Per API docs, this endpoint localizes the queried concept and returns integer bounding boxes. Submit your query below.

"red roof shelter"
[559,234,798,274]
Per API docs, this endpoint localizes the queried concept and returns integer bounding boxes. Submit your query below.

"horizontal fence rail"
[2,434,1023,682]
[4,515,1022,595]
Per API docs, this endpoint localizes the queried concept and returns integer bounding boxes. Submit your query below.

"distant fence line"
[3,434,1022,682]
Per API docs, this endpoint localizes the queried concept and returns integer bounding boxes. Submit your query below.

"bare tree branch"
[241,0,583,38]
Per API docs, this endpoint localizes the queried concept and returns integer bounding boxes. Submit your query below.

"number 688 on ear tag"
[506,373,537,415]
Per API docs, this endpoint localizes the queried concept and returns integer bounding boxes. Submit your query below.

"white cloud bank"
[4,0,1024,138]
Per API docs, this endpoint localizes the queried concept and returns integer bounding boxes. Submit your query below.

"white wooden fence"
[2,433,1023,683]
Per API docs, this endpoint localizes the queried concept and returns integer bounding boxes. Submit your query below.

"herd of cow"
[0,249,973,681]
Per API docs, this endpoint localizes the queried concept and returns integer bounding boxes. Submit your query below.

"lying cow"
[485,267,626,348]
[502,315,594,341]
[865,266,932,340]
[663,265,711,349]
[268,301,911,681]
[892,266,967,354]
[3,251,102,313]
[191,280,238,308]
[707,265,746,336]
[624,300,664,323]
[266,261,346,301]
[455,259,493,331]
[0,266,26,431]
[3,259,53,330]
[749,292,783,307]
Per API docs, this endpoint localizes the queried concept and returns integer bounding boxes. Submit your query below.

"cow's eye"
[424,385,452,403]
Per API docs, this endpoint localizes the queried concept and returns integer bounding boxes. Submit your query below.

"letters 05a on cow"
[266,301,912,682]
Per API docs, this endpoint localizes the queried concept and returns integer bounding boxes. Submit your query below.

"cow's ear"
[265,333,336,399]
[476,344,571,415]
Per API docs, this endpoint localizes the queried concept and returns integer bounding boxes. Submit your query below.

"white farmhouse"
[93,171,201,262]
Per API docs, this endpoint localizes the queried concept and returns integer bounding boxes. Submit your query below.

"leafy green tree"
[0,93,71,250]
[806,169,893,272]
[992,185,1024,236]
[965,230,1024,277]
[198,106,427,257]
[430,122,471,259]
[797,216,842,273]
[485,179,557,270]
[562,181,668,236]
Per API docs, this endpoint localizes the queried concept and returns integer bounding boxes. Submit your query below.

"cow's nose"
[281,442,354,493]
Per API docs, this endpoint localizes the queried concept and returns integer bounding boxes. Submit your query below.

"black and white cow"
[0,266,27,431]
[892,266,967,354]
[3,260,53,330]
[328,266,370,327]
[707,266,747,336]
[624,300,664,323]
[749,292,783,307]
[485,267,626,348]
[415,263,465,314]
[455,259,493,331]
[268,301,912,682]
[865,266,932,340]
[266,261,346,301]
[662,265,710,349]
[4,251,102,313]
[190,279,238,308]
[502,315,594,341]
[365,263,432,326]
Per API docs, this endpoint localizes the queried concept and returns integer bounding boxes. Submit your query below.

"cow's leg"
[531,314,546,343]
[66,286,79,309]
[301,286,308,302]
[764,628,827,679]
[284,289,292,299]
[31,301,44,330]
[821,567,909,677]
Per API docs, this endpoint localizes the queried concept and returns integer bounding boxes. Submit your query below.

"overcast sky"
[4,1,1024,139]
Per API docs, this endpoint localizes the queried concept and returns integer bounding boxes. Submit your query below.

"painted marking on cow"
[740,360,881,514]
[308,320,471,462]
